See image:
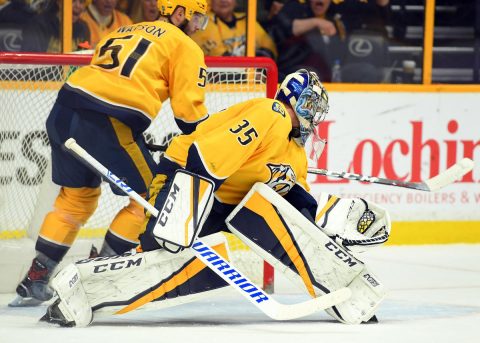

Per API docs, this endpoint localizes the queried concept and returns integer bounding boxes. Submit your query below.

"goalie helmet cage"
[0,52,276,293]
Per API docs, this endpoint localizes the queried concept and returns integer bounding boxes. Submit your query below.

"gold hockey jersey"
[165,98,309,205]
[65,20,208,134]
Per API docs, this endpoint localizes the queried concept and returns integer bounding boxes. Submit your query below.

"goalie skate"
[39,299,75,327]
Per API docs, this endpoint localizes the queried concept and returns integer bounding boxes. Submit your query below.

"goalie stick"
[64,138,351,321]
[308,158,474,192]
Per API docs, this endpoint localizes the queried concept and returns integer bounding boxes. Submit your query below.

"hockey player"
[41,69,390,327]
[10,0,209,307]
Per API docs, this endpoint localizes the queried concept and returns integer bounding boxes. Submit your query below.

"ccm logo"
[76,252,135,264]
[325,242,358,267]
[69,273,79,288]
[158,183,180,226]
[363,273,380,287]
[93,258,142,273]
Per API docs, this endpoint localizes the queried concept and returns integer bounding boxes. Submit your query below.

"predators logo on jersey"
[266,163,296,195]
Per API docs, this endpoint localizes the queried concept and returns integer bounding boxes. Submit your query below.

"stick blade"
[424,158,474,191]
[268,287,352,320]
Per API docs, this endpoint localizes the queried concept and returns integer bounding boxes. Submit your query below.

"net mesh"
[0,56,274,286]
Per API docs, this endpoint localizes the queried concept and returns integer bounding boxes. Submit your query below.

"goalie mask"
[275,69,329,154]
[158,0,209,31]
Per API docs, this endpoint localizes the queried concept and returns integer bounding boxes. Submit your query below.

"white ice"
[1,244,479,343]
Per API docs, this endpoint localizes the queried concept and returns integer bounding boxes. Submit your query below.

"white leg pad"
[51,263,93,327]
[226,183,386,324]
[49,233,231,324]
[325,267,385,324]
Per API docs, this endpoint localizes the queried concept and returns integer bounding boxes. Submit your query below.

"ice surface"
[1,245,479,343]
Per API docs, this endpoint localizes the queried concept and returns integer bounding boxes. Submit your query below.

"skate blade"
[8,295,44,307]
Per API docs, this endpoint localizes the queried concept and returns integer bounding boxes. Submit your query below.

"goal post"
[0,52,277,293]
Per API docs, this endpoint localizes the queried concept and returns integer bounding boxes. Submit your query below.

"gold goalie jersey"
[165,98,310,204]
[65,21,208,134]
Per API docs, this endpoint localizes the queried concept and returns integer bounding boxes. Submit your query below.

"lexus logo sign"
[348,38,373,57]
[0,30,22,51]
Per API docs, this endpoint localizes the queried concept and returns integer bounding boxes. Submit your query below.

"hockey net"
[0,53,276,293]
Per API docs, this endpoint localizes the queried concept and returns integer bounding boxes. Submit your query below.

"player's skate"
[9,253,58,307]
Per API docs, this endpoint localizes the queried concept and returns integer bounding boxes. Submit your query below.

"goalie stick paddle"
[308,158,474,192]
[64,138,351,321]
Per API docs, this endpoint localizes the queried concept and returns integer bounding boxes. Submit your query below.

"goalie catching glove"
[315,193,391,253]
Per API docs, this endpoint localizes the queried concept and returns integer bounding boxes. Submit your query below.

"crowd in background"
[0,0,477,83]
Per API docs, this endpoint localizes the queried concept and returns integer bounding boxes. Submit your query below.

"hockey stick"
[308,158,474,192]
[64,138,351,321]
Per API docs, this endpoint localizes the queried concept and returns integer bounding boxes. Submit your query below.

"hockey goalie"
[40,69,390,327]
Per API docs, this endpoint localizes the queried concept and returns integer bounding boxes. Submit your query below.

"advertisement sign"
[308,92,479,221]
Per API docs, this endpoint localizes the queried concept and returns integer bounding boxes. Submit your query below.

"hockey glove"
[315,193,391,253]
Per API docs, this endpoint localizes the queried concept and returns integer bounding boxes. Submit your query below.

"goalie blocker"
[152,169,214,253]
[226,183,387,324]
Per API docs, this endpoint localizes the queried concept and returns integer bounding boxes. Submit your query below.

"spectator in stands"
[191,0,277,59]
[328,0,390,36]
[81,0,132,47]
[260,0,284,30]
[0,0,51,23]
[268,0,341,81]
[21,0,91,52]
[327,0,391,83]
[116,0,134,15]
[0,0,53,51]
[129,0,159,23]
[234,0,285,31]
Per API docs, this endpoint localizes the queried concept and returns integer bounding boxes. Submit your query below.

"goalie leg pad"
[46,233,230,326]
[325,268,385,324]
[226,183,386,324]
[48,263,93,327]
